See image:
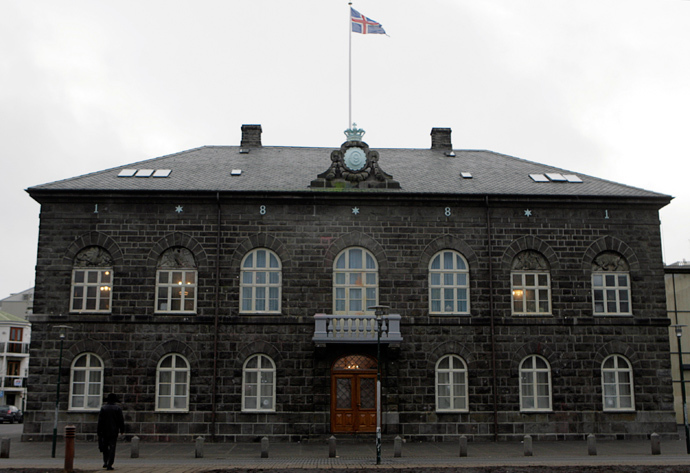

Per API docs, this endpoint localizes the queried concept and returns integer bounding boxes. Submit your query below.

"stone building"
[23,125,676,442]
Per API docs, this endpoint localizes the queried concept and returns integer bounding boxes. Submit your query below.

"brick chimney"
[241,124,262,148]
[430,127,452,151]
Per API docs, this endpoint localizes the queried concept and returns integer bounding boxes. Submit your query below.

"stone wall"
[24,194,676,442]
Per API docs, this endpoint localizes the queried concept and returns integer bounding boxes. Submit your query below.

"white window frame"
[240,248,282,314]
[155,353,190,412]
[429,250,470,315]
[333,247,378,315]
[602,354,635,411]
[69,353,104,411]
[592,272,631,315]
[511,271,551,316]
[519,355,552,412]
[70,268,113,313]
[242,354,276,412]
[435,354,469,412]
[155,269,198,313]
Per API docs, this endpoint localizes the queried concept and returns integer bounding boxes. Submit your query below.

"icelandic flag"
[351,7,386,35]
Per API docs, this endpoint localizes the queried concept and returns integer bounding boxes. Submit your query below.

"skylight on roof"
[135,169,154,177]
[529,174,549,182]
[460,172,472,179]
[231,169,242,176]
[563,174,583,183]
[153,169,172,178]
[545,173,567,182]
[118,169,137,177]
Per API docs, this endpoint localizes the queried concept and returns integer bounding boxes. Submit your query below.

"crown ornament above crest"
[344,123,365,142]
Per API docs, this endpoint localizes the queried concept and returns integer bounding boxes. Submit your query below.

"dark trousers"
[101,437,117,468]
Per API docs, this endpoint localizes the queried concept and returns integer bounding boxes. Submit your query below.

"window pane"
[349,249,362,269]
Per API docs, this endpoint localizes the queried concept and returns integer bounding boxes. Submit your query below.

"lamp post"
[51,325,72,458]
[672,324,690,454]
[368,305,389,465]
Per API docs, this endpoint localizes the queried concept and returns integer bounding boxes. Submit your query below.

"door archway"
[331,354,377,433]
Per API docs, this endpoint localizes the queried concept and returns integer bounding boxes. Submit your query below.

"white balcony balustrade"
[313,313,402,344]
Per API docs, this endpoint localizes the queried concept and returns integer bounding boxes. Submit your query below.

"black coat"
[97,403,125,441]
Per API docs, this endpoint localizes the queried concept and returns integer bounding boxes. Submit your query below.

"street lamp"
[368,305,389,465]
[672,324,690,454]
[51,325,72,458]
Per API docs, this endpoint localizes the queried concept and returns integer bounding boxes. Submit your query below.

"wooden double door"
[331,354,377,433]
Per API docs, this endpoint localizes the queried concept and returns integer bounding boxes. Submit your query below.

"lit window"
[333,247,378,315]
[156,248,197,313]
[69,353,103,411]
[602,355,635,411]
[435,355,468,412]
[519,355,552,411]
[241,249,281,314]
[592,252,631,315]
[511,251,551,316]
[70,246,113,313]
[429,250,470,315]
[242,354,276,412]
[156,354,190,412]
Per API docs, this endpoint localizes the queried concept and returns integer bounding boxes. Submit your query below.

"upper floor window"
[8,327,24,353]
[156,353,190,412]
[156,247,197,313]
[333,247,378,315]
[592,252,631,315]
[511,250,551,316]
[241,248,282,314]
[69,353,103,411]
[519,354,552,412]
[429,250,470,315]
[242,354,276,412]
[70,246,113,313]
[435,354,469,412]
[602,354,635,411]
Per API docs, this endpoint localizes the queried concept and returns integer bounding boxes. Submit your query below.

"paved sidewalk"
[2,434,690,472]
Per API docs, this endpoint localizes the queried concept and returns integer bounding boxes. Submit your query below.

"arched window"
[70,246,113,313]
[511,250,551,316]
[592,252,631,315]
[602,355,635,411]
[333,247,378,315]
[429,250,470,315]
[240,248,282,313]
[519,355,552,411]
[156,353,190,412]
[156,247,197,313]
[435,355,469,412]
[242,354,276,412]
[69,353,103,411]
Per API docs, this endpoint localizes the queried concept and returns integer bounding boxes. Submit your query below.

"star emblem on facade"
[175,205,184,213]
[352,207,360,215]
[524,209,532,217]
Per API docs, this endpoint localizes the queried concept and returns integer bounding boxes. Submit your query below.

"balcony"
[2,377,27,388]
[2,342,30,355]
[313,313,403,345]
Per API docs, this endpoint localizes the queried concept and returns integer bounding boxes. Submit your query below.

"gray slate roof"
[27,145,670,200]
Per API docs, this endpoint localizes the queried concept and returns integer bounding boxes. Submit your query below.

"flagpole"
[348,2,352,129]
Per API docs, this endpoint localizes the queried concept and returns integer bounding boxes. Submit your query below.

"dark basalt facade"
[23,126,676,442]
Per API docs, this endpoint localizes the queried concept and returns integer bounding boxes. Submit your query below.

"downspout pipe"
[485,196,499,441]
[211,192,221,440]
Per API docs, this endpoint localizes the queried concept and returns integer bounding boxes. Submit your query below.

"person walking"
[97,393,125,470]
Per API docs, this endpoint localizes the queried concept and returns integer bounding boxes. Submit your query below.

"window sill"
[241,410,276,414]
[520,409,553,414]
[154,409,190,413]
[68,408,100,413]
[429,313,471,317]
[436,409,469,414]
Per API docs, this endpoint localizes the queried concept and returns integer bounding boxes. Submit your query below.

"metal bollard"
[523,435,533,457]
[64,425,76,473]
[130,435,140,458]
[328,435,337,458]
[394,435,402,457]
[0,438,10,458]
[587,434,597,456]
[261,436,269,458]
[459,435,468,457]
[651,433,661,455]
[195,436,204,458]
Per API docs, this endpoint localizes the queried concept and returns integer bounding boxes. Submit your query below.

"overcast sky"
[2,0,689,300]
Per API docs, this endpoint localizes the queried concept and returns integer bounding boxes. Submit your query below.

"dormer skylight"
[118,168,172,178]
[530,173,582,183]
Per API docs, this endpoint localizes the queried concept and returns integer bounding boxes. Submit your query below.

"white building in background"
[0,311,31,411]
[0,288,34,319]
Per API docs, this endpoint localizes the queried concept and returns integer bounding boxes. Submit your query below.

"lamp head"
[672,324,686,338]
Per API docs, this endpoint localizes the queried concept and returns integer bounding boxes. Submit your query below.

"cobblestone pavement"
[1,423,690,473]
